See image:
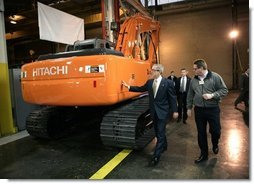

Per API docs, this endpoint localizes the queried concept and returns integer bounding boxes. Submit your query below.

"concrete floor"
[0,90,249,179]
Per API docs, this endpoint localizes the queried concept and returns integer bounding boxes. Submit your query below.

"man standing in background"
[175,68,191,124]
[234,68,249,110]
[167,71,177,86]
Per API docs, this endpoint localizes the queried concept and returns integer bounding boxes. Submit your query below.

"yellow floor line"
[89,149,132,179]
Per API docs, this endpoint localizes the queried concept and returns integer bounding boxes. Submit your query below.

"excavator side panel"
[21,55,150,106]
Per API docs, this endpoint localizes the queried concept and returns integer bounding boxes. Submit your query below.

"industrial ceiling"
[4,0,102,42]
[2,0,248,67]
[3,0,248,43]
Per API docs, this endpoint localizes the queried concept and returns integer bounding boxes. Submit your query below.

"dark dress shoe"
[194,155,208,164]
[177,119,181,123]
[149,157,159,166]
[162,146,167,153]
[183,120,187,124]
[213,146,219,154]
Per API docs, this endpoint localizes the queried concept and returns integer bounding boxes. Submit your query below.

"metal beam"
[154,0,231,16]
[124,0,150,16]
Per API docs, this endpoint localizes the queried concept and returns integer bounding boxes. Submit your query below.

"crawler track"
[100,95,154,150]
[26,96,155,150]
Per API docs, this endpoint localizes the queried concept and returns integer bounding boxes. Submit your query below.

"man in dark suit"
[122,64,178,166]
[167,71,177,86]
[175,68,191,124]
[234,68,249,109]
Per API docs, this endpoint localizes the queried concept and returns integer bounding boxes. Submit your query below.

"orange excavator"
[21,14,160,149]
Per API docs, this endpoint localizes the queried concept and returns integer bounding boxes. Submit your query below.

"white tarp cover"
[38,2,84,45]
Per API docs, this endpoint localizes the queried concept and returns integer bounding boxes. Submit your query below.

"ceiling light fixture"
[10,20,17,24]
[229,30,239,39]
[9,15,25,21]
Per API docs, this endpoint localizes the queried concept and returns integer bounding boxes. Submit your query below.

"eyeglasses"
[152,69,160,72]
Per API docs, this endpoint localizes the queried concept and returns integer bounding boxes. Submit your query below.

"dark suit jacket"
[167,75,177,85]
[129,78,177,120]
[240,73,249,92]
[175,76,191,96]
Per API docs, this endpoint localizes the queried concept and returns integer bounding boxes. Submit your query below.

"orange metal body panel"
[21,55,151,106]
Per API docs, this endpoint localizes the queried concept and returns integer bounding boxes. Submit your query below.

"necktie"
[153,79,157,97]
[180,77,186,92]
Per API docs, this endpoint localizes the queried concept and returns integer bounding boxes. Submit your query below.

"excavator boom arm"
[116,14,160,64]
